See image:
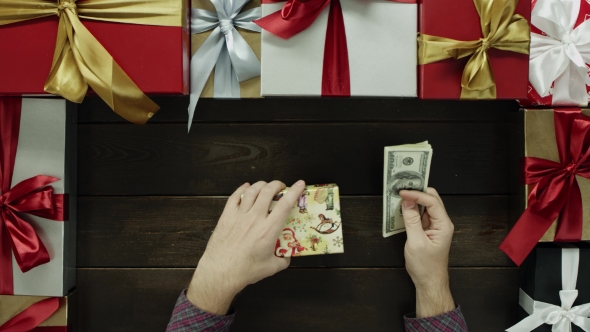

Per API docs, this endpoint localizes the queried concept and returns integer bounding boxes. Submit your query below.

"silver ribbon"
[188,0,261,131]
[529,0,590,106]
[507,244,590,332]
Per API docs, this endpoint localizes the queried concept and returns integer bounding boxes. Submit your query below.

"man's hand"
[187,180,306,315]
[400,188,456,318]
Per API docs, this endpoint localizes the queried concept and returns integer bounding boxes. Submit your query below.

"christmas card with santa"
[271,184,344,257]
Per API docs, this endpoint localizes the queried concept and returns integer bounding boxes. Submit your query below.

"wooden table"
[76,97,520,331]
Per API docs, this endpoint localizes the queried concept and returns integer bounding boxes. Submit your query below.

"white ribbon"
[188,0,261,131]
[507,245,590,332]
[529,0,590,106]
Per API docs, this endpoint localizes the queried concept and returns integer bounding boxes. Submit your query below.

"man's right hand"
[400,188,456,318]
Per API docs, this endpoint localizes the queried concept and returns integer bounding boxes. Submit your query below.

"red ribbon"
[0,297,65,332]
[500,109,590,266]
[0,98,65,295]
[255,0,415,97]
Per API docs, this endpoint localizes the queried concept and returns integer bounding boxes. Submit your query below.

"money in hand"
[383,142,433,237]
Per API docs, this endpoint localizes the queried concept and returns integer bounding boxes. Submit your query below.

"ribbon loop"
[418,0,530,99]
[188,0,261,131]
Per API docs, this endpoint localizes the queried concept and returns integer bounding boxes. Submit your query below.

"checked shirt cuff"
[166,290,235,332]
[404,306,468,332]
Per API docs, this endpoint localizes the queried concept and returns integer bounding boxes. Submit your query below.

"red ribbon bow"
[255,0,416,97]
[0,297,65,332]
[0,98,65,295]
[500,109,590,266]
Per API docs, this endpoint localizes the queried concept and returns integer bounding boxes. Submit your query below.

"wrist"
[414,273,455,318]
[186,261,242,315]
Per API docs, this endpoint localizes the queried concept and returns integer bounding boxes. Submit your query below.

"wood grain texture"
[78,123,509,195]
[78,96,517,123]
[76,267,519,332]
[77,195,511,268]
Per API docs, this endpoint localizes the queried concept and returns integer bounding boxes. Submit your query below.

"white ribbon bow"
[188,0,261,131]
[507,245,590,332]
[529,0,590,106]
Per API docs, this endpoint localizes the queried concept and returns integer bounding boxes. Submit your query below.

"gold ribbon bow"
[418,0,530,99]
[0,0,186,124]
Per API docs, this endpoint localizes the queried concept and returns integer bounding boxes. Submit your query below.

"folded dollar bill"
[383,142,433,238]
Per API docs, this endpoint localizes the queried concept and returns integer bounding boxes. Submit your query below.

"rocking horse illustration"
[310,214,341,234]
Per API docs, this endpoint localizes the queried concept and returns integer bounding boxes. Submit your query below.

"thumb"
[402,199,427,243]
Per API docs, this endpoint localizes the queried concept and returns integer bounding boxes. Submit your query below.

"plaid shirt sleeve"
[166,290,235,332]
[404,306,468,332]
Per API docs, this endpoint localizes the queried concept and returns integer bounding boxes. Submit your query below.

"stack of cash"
[382,142,433,238]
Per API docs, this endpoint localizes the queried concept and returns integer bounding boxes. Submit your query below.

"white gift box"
[260,0,417,97]
[2,98,77,297]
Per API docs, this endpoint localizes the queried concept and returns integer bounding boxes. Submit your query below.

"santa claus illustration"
[275,228,307,257]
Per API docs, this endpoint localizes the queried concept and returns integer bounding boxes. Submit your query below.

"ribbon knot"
[480,38,491,51]
[566,161,579,174]
[57,0,76,16]
[546,309,575,324]
[219,19,235,35]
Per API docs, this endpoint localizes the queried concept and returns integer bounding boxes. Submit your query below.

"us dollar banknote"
[383,142,432,238]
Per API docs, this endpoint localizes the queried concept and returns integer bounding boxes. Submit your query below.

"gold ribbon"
[418,0,530,99]
[0,0,186,124]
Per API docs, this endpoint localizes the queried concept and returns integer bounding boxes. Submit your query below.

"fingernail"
[243,182,250,187]
[403,200,415,209]
[294,180,305,187]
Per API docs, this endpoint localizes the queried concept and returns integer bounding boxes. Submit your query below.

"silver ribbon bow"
[529,0,590,106]
[507,245,590,332]
[188,0,261,131]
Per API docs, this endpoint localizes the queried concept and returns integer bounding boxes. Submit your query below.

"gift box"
[255,0,417,97]
[418,0,531,99]
[271,184,343,257]
[507,243,590,331]
[0,98,77,296]
[188,0,262,129]
[501,109,590,266]
[524,0,590,107]
[0,0,189,124]
[0,292,76,331]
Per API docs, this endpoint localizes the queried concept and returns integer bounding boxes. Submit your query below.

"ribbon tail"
[552,62,589,106]
[58,10,159,125]
[500,208,559,266]
[3,210,50,273]
[321,0,350,97]
[460,50,496,99]
[505,313,547,331]
[188,28,226,132]
[554,179,584,241]
[225,29,261,82]
[0,297,59,332]
[213,46,241,98]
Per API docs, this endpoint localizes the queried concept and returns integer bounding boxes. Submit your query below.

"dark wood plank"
[77,195,512,268]
[78,96,517,123]
[78,123,509,195]
[77,267,519,332]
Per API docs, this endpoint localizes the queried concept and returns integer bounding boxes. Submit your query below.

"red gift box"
[522,0,590,107]
[0,0,189,124]
[419,0,531,99]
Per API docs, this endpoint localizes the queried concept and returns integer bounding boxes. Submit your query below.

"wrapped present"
[524,0,590,107]
[501,109,590,266]
[189,0,262,130]
[507,243,590,332]
[255,0,417,97]
[0,292,76,331]
[418,0,531,99]
[0,98,76,296]
[0,0,189,124]
[271,184,343,257]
